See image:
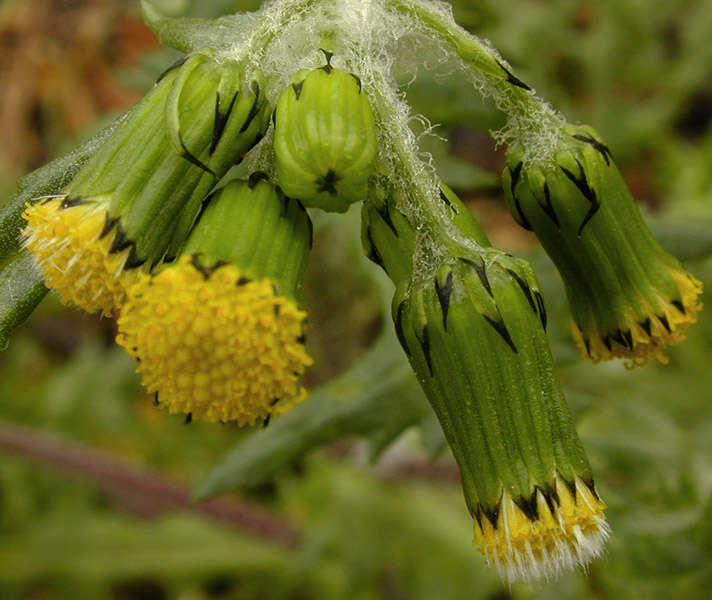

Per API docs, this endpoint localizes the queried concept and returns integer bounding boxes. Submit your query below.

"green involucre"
[363,182,593,517]
[502,123,703,364]
[182,176,312,301]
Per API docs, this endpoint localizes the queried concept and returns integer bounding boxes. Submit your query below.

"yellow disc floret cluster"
[573,269,704,368]
[116,255,312,425]
[473,476,610,583]
[21,197,141,316]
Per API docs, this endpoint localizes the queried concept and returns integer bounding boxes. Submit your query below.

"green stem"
[231,0,321,64]
[0,419,299,546]
[363,59,490,281]
[388,0,566,162]
[389,0,504,81]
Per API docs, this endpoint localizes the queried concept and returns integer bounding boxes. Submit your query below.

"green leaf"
[193,332,430,500]
[140,0,258,53]
[0,251,46,351]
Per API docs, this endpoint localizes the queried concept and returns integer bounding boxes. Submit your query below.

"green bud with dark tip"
[274,52,378,212]
[70,47,272,264]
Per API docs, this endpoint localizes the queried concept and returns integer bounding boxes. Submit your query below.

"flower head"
[116,176,313,425]
[474,476,609,583]
[22,49,270,315]
[117,255,311,425]
[571,267,703,366]
[503,124,703,366]
[363,181,608,583]
[274,52,378,212]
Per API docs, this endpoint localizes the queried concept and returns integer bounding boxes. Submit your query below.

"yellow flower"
[572,268,703,367]
[22,49,270,316]
[473,476,609,583]
[117,255,312,425]
[22,197,142,316]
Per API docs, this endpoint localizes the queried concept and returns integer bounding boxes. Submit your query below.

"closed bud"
[503,124,703,366]
[22,49,271,315]
[274,51,378,212]
[116,176,312,426]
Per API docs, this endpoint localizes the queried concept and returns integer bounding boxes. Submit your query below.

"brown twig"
[0,419,299,547]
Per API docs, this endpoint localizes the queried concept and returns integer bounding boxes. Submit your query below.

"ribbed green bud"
[22,48,271,315]
[502,124,703,366]
[116,176,312,426]
[363,183,608,582]
[273,52,378,212]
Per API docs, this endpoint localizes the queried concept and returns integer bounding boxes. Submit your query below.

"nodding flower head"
[22,48,271,315]
[116,176,313,425]
[503,123,703,367]
[363,182,609,583]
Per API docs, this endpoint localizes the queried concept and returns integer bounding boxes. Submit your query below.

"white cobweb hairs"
[220,0,569,283]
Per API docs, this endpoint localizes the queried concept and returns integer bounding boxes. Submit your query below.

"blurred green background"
[1,0,712,598]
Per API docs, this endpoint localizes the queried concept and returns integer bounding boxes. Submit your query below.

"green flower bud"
[273,52,378,212]
[117,176,312,426]
[22,49,271,315]
[503,124,703,366]
[363,183,608,583]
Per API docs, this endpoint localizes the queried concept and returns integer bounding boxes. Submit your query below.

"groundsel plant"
[9,0,703,586]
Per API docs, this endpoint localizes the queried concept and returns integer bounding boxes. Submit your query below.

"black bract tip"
[394,300,410,356]
[496,60,532,91]
[508,162,533,231]
[435,271,454,331]
[239,81,262,133]
[559,160,599,236]
[459,257,492,297]
[483,314,518,353]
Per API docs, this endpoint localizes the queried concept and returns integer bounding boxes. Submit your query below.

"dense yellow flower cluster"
[117,255,312,425]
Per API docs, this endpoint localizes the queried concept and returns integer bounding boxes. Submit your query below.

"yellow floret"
[21,197,142,316]
[473,476,609,583]
[573,269,703,368]
[116,255,312,425]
